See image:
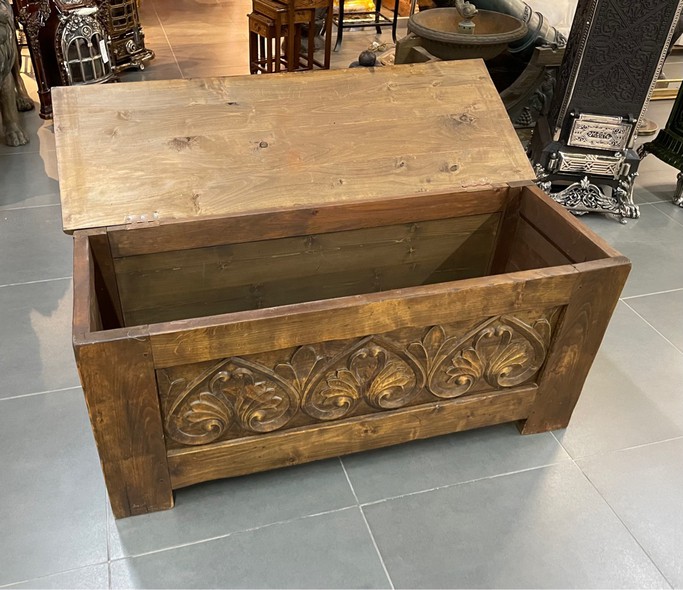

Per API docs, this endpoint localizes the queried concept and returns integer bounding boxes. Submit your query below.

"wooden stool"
[249,0,333,73]
[286,0,333,70]
[249,12,295,73]
[333,0,398,52]
[253,0,313,71]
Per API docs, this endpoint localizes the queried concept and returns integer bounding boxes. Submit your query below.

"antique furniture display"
[53,60,630,519]
[1,0,29,145]
[640,81,683,207]
[334,0,398,50]
[249,11,298,73]
[394,0,567,134]
[530,0,683,222]
[95,0,154,72]
[14,0,115,118]
[13,0,153,119]
[471,0,568,59]
[58,7,112,85]
[403,4,528,62]
[249,0,332,73]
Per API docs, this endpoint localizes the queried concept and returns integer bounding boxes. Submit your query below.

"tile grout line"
[0,202,61,212]
[358,459,572,509]
[558,433,683,462]
[547,432,676,588]
[0,275,71,289]
[339,458,395,590]
[151,0,184,80]
[0,148,45,156]
[107,459,570,566]
[110,505,358,562]
[0,562,110,589]
[105,494,112,568]
[0,385,81,403]
[623,300,683,355]
[550,408,683,463]
[621,286,683,300]
[635,199,671,206]
[556,422,676,588]
[573,464,675,589]
[652,202,683,228]
[639,199,683,225]
[549,430,581,463]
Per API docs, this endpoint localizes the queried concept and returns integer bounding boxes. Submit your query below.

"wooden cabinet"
[53,61,630,518]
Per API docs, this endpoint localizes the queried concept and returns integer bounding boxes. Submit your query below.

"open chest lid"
[53,60,534,233]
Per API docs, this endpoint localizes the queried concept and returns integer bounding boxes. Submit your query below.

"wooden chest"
[52,61,630,519]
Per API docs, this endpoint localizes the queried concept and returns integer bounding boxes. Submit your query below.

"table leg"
[334,0,344,51]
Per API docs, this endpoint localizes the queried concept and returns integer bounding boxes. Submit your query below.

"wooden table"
[53,61,630,518]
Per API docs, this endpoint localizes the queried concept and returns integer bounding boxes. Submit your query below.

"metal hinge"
[123,212,160,226]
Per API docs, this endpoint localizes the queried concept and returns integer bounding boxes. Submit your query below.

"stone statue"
[0,0,30,146]
[455,0,479,19]
[455,0,478,33]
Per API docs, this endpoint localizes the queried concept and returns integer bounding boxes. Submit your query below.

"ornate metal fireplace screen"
[97,0,154,71]
[59,10,112,84]
[108,0,135,32]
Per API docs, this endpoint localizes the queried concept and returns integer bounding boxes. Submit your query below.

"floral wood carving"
[164,358,299,446]
[408,315,551,398]
[282,338,425,421]
[161,312,557,446]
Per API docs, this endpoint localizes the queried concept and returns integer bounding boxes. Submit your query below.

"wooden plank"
[167,386,538,489]
[519,185,622,261]
[107,187,510,258]
[74,333,174,518]
[72,232,96,336]
[123,262,497,327]
[507,218,573,271]
[115,214,499,325]
[520,256,631,433]
[148,267,579,368]
[52,61,534,233]
[489,185,522,274]
[88,234,124,329]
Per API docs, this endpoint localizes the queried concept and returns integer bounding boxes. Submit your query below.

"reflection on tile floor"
[1,0,682,587]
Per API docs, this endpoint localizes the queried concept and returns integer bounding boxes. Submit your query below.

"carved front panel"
[158,309,562,449]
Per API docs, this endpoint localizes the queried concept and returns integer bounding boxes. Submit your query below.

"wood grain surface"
[520,256,631,433]
[115,213,500,325]
[75,334,174,518]
[147,266,579,368]
[52,61,534,232]
[167,386,538,488]
[106,187,510,258]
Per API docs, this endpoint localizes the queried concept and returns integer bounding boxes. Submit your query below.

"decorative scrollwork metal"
[534,164,639,223]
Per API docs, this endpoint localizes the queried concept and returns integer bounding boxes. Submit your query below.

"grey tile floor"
[1,1,683,587]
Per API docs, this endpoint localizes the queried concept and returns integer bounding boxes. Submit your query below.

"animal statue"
[0,0,30,146]
[455,0,478,19]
